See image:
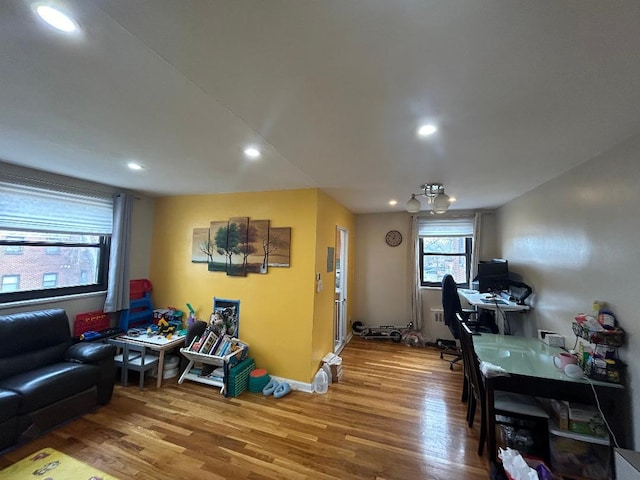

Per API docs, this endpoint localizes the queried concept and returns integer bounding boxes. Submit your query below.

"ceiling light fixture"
[388,200,398,206]
[417,124,438,137]
[34,5,78,33]
[406,183,453,214]
[127,162,143,171]
[243,147,261,159]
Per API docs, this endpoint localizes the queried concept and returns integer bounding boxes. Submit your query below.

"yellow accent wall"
[149,188,354,383]
[311,191,356,376]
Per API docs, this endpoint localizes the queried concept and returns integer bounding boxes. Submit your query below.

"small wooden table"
[109,333,186,388]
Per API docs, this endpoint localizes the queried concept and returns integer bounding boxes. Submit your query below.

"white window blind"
[0,180,113,235]
[418,216,474,237]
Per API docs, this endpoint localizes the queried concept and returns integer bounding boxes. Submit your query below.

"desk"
[472,334,624,463]
[459,289,529,334]
[109,333,185,388]
[459,289,529,312]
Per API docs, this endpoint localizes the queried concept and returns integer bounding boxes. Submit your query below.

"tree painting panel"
[208,220,230,272]
[247,219,269,274]
[227,217,249,276]
[192,228,211,263]
[267,227,291,267]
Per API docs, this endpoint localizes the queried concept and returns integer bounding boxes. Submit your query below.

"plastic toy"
[352,321,414,343]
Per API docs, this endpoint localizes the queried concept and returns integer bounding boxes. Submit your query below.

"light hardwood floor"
[0,337,490,479]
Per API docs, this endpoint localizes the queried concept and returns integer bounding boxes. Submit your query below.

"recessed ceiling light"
[127,162,143,171]
[417,124,438,137]
[389,200,398,206]
[243,147,261,159]
[35,5,78,33]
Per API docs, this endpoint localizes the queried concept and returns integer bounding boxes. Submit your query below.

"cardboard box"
[538,329,565,348]
[549,399,570,430]
[568,403,607,438]
[322,352,343,383]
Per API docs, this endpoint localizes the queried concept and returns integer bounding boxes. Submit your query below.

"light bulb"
[406,195,421,213]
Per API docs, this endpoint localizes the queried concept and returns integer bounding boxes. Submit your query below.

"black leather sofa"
[0,308,116,452]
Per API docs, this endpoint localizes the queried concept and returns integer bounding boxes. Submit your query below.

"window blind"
[0,180,113,235]
[418,216,474,237]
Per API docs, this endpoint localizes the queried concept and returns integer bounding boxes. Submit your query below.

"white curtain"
[409,215,423,330]
[470,212,483,283]
[104,193,132,313]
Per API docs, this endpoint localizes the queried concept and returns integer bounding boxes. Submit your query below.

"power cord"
[584,375,620,448]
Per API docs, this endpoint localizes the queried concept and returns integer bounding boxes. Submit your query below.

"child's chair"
[113,341,159,390]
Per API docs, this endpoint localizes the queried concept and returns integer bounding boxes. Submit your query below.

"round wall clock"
[385,230,403,247]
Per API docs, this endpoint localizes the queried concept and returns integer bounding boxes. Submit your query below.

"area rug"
[0,447,118,480]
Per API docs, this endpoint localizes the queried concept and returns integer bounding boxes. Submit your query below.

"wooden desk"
[110,333,185,388]
[472,334,624,464]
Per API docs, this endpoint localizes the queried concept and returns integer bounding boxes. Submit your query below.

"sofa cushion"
[0,363,99,414]
[0,389,20,423]
[0,417,19,452]
[0,309,72,381]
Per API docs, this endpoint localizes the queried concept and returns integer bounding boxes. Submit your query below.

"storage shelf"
[549,419,610,446]
[180,372,224,388]
[178,341,248,395]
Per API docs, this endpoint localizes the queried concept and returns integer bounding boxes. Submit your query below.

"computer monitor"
[476,259,510,293]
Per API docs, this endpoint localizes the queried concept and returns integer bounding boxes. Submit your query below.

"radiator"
[429,308,453,341]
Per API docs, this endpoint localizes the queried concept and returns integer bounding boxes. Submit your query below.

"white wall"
[354,212,412,330]
[496,133,640,449]
[0,163,154,325]
[353,211,497,341]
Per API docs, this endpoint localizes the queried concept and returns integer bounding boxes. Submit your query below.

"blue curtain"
[104,193,131,313]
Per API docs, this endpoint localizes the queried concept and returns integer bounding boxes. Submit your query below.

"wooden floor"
[0,337,490,480]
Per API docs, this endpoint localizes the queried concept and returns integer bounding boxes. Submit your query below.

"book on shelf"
[187,335,199,351]
[208,334,224,355]
[217,340,230,357]
[199,331,218,354]
[190,336,203,352]
[212,336,229,356]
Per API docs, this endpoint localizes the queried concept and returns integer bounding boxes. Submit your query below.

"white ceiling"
[1,1,639,213]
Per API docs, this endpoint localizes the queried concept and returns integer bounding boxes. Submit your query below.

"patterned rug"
[0,447,118,480]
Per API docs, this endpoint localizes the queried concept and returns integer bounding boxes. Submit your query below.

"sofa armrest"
[64,342,117,405]
[65,342,116,364]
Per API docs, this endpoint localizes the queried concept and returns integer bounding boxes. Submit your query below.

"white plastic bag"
[498,447,538,480]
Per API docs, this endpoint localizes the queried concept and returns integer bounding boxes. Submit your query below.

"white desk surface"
[113,332,186,349]
[458,289,530,312]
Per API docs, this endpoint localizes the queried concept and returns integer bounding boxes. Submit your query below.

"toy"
[149,318,176,338]
[186,303,196,327]
[352,321,414,343]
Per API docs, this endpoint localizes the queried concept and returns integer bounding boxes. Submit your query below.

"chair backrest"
[442,274,464,338]
[458,314,485,400]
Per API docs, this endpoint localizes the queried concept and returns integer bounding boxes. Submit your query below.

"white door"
[334,227,348,353]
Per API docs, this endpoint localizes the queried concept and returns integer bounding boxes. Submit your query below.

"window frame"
[419,236,473,288]
[1,274,21,293]
[42,272,59,288]
[0,235,110,302]
[4,236,24,255]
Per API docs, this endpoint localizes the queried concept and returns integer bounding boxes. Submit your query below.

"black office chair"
[439,274,478,370]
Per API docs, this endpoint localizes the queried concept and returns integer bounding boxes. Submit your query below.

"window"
[42,272,58,288]
[45,241,61,255]
[418,217,474,287]
[4,236,24,255]
[1,275,20,293]
[0,179,113,302]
